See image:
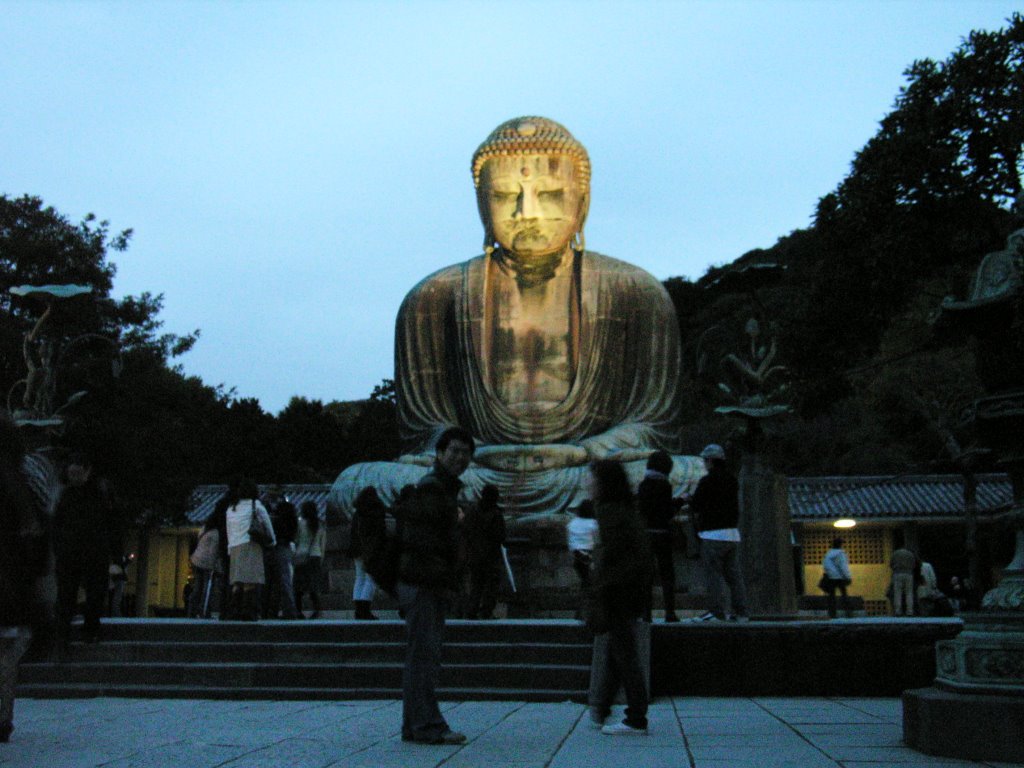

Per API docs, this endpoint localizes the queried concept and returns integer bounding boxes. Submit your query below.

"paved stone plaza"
[3,696,1022,767]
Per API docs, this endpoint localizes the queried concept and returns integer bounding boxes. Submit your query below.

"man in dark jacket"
[53,453,123,646]
[687,444,747,621]
[637,450,680,622]
[396,426,474,745]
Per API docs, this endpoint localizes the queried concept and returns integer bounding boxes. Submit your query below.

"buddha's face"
[481,154,583,258]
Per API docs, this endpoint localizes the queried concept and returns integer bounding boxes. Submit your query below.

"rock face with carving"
[330,117,702,517]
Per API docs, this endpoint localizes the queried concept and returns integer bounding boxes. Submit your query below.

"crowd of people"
[887,541,967,617]
[3,408,988,745]
[185,480,327,621]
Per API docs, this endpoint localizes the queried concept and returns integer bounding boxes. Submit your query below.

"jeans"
[590,591,648,729]
[270,545,299,619]
[397,582,449,741]
[700,538,747,618]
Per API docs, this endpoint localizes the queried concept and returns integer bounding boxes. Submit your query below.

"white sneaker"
[601,721,648,736]
[691,611,718,622]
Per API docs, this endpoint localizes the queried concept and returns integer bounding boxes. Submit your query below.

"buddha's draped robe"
[330,251,704,516]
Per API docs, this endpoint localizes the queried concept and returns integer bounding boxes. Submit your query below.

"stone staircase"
[17,619,592,702]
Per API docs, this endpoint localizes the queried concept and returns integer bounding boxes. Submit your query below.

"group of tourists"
[392,429,748,742]
[187,480,326,621]
[390,426,659,743]
[888,543,961,617]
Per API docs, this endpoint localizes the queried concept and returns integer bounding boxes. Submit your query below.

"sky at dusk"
[2,1,1019,414]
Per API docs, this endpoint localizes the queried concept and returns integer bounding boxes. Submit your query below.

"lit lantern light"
[833,519,856,529]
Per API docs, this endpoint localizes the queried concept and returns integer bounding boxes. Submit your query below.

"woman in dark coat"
[587,459,652,735]
[349,486,386,620]
[463,484,506,619]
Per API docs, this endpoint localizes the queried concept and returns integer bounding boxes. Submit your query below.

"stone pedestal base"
[903,610,1024,762]
[903,686,1024,762]
[1,627,32,742]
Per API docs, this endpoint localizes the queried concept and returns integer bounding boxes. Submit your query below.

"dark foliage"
[666,15,1023,475]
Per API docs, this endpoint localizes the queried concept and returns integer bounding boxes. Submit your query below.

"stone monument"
[330,117,703,518]
[715,317,797,618]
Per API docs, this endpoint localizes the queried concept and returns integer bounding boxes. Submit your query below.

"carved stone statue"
[330,117,702,515]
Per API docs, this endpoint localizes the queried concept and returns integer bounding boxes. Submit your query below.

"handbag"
[190,529,221,571]
[248,501,273,548]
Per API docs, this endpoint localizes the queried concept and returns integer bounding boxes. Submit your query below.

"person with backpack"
[396,426,474,745]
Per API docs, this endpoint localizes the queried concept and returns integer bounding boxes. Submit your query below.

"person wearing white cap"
[686,444,748,621]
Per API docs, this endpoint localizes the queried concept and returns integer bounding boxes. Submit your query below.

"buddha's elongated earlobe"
[571,229,585,254]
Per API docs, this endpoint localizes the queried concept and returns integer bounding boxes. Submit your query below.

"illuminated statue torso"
[330,117,703,516]
[486,253,573,411]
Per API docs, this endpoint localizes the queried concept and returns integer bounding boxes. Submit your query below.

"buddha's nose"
[514,188,540,220]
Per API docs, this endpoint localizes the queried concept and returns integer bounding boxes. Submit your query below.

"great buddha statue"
[330,117,703,516]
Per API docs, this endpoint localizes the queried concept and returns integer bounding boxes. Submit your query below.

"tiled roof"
[788,474,1011,522]
[187,484,332,524]
[184,474,1012,525]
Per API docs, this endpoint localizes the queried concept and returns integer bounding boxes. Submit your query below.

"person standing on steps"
[686,444,748,622]
[463,484,506,620]
[349,487,385,620]
[53,453,123,647]
[225,479,274,621]
[293,501,326,619]
[637,450,681,622]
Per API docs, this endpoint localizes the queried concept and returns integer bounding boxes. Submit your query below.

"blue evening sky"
[2,1,1018,413]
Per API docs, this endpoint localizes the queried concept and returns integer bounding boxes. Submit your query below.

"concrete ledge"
[651,618,962,696]
[903,685,1024,762]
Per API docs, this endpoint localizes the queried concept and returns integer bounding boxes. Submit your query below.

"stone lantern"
[715,317,797,618]
[902,225,1024,762]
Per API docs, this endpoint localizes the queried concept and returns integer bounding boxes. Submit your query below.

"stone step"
[16,682,583,703]
[17,618,593,702]
[19,660,589,691]
[80,618,590,645]
[57,640,588,666]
